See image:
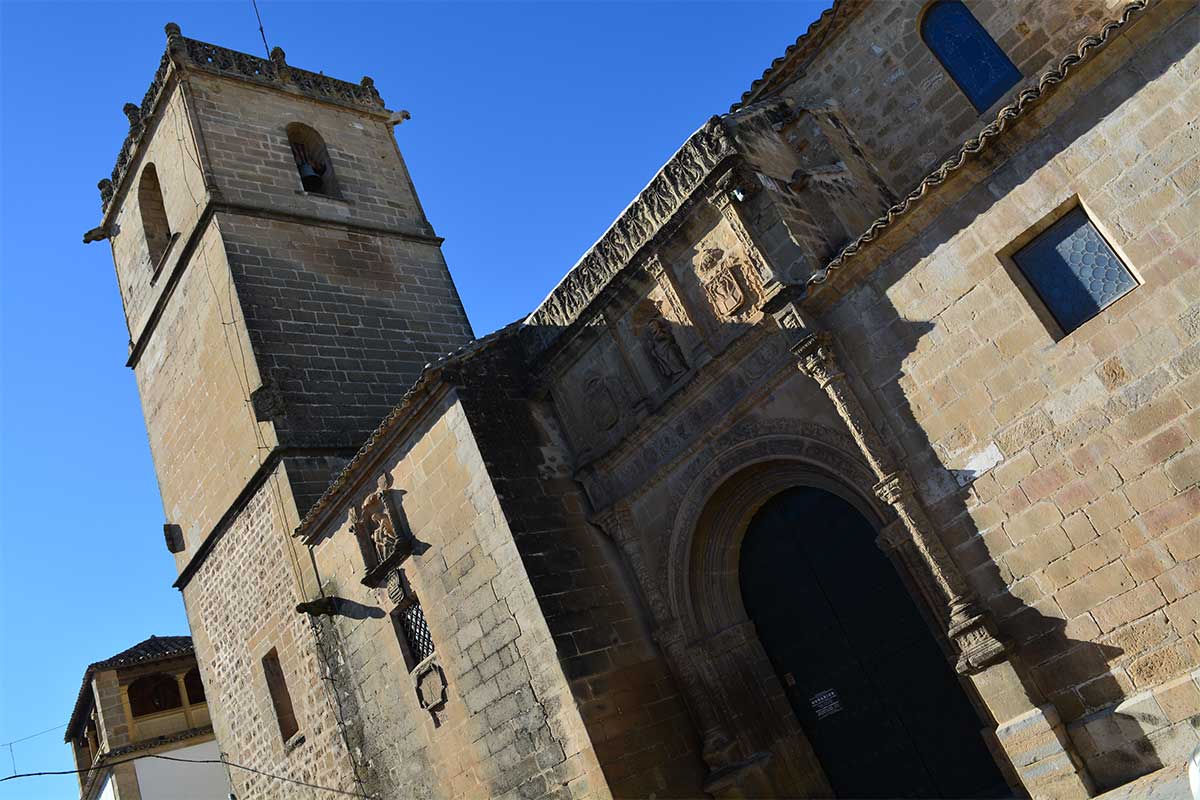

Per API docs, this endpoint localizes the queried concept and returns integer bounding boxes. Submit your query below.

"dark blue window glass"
[922,1,1022,111]
[1012,207,1137,334]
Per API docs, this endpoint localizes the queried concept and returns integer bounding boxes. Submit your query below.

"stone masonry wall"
[185,72,429,233]
[218,212,474,452]
[308,386,605,800]
[817,3,1198,790]
[107,84,208,343]
[455,337,707,798]
[132,221,273,562]
[768,0,1130,197]
[183,464,363,800]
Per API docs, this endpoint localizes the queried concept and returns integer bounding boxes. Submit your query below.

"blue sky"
[0,1,822,795]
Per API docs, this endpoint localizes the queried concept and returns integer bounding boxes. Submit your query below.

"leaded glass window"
[922,1,1022,112]
[1012,206,1137,334]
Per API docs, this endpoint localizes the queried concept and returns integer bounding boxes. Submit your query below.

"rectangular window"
[1010,205,1137,335]
[262,648,299,742]
[392,601,435,670]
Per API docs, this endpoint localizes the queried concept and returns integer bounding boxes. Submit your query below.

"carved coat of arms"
[696,247,755,319]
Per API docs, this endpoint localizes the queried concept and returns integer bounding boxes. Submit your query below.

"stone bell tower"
[84,24,473,795]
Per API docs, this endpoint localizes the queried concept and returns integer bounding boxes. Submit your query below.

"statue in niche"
[644,317,688,382]
[369,509,398,563]
[584,375,620,432]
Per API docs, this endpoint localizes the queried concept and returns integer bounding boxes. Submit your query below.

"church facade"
[85,1,1199,798]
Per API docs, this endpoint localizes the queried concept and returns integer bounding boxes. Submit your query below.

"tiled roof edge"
[293,321,524,541]
[805,0,1153,293]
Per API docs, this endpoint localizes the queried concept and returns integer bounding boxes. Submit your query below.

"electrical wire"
[251,0,271,58]
[0,724,64,747]
[0,752,375,798]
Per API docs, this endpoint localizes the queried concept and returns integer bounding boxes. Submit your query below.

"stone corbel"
[792,331,1007,675]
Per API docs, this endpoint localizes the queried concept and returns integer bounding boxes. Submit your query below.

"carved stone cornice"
[523,117,740,355]
[97,23,387,216]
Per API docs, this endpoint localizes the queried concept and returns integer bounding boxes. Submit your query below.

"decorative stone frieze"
[792,330,1007,674]
[523,117,739,354]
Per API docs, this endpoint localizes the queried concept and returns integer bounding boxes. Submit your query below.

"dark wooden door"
[739,487,1009,798]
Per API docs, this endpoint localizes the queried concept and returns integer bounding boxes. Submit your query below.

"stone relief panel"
[667,221,766,354]
[582,328,793,510]
[549,331,639,460]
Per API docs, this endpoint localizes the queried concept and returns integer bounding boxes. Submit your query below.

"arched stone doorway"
[739,486,1009,798]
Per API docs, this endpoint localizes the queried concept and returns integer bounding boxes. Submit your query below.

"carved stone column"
[794,332,1007,674]
[591,505,767,794]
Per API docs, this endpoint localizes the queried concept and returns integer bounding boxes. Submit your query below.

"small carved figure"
[370,510,397,561]
[645,318,687,381]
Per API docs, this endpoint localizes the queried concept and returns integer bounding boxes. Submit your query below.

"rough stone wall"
[766,0,1129,196]
[816,3,1199,790]
[217,212,473,452]
[183,465,362,800]
[306,386,605,800]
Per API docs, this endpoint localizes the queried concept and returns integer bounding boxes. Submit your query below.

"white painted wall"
[97,773,116,800]
[132,740,231,799]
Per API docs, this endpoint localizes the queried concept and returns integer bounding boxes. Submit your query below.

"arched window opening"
[138,164,173,267]
[286,123,338,196]
[921,1,1021,112]
[127,673,182,717]
[184,667,206,705]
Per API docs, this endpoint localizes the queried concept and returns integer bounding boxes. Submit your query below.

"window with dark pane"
[393,601,434,669]
[921,1,1021,111]
[128,673,182,717]
[1012,206,1137,334]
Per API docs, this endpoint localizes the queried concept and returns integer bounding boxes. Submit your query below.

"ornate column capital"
[793,332,844,388]
[873,471,916,505]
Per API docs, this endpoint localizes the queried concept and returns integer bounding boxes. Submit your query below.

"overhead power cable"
[0,752,375,798]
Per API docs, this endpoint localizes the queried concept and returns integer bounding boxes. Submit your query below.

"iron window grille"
[397,601,435,667]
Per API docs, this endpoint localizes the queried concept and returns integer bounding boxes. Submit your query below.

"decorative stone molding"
[98,22,387,214]
[523,117,739,354]
[414,662,447,713]
[706,169,778,291]
[791,331,1008,675]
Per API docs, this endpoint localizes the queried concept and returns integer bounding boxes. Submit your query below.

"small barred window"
[393,601,434,669]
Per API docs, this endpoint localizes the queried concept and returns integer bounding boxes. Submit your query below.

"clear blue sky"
[0,1,822,796]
